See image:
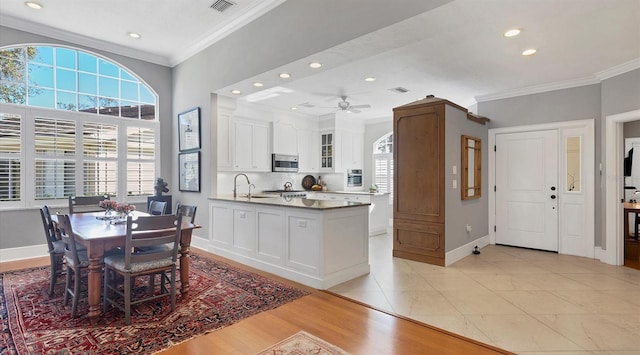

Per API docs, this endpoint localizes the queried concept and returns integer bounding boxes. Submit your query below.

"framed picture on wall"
[178,107,201,151]
[179,151,200,192]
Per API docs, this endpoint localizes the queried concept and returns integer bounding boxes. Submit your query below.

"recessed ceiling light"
[290,107,297,110]
[364,77,376,82]
[253,82,264,87]
[127,32,141,39]
[309,62,322,69]
[231,89,241,95]
[24,1,42,9]
[522,48,537,56]
[279,73,291,79]
[504,28,521,37]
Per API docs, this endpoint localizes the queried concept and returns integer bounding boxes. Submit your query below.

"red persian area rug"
[0,254,309,354]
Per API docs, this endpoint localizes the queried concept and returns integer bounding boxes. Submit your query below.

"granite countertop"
[210,195,371,210]
[311,190,390,196]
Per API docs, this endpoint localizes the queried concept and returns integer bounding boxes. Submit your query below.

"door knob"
[550,195,557,199]
[550,186,556,191]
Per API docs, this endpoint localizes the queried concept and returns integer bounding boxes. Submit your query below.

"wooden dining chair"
[147,200,167,216]
[40,206,65,296]
[103,214,183,325]
[176,203,197,223]
[69,195,109,214]
[56,213,90,318]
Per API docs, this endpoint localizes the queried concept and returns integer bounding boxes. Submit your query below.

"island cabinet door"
[285,210,321,275]
[232,206,256,256]
[210,202,233,247]
[256,206,286,265]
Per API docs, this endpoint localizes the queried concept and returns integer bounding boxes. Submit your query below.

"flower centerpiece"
[115,202,136,218]
[99,199,117,218]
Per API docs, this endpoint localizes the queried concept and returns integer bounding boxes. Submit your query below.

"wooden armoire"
[392,96,486,266]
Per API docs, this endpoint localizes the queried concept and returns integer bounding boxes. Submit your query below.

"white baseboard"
[0,244,48,262]
[190,235,209,251]
[445,235,490,266]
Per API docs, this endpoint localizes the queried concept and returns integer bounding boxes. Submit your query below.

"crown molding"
[0,14,171,66]
[595,58,640,80]
[169,0,287,67]
[475,76,601,103]
[476,58,640,103]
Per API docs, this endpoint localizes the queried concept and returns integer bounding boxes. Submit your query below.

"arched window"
[373,132,393,194]
[0,45,159,207]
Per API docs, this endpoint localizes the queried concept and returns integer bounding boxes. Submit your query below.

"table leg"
[87,256,103,324]
[179,230,192,299]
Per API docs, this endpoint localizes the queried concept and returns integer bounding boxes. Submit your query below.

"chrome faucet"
[233,173,251,198]
[248,184,255,198]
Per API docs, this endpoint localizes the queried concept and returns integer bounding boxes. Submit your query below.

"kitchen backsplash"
[217,172,346,195]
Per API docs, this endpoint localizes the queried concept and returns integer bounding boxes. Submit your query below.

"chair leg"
[103,268,109,313]
[124,275,132,325]
[71,268,80,318]
[48,254,58,296]
[64,265,71,306]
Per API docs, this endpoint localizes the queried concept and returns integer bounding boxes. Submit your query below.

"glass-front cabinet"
[321,132,333,169]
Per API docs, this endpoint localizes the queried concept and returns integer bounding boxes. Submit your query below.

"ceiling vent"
[210,0,235,12]
[389,87,409,94]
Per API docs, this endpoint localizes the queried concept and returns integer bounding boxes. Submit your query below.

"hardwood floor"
[1,251,511,355]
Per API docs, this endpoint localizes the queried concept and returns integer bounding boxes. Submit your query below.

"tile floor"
[329,234,640,354]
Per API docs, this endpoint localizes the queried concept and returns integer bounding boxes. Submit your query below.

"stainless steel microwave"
[272,154,299,172]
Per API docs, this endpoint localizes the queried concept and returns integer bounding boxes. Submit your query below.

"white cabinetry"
[208,199,369,289]
[319,129,363,172]
[272,122,297,155]
[217,111,233,171]
[309,192,389,236]
[234,118,270,171]
[297,128,319,172]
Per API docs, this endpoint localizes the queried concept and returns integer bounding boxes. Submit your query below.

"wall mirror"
[461,135,482,200]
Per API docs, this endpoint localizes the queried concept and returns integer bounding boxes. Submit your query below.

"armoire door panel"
[394,105,445,224]
[393,220,444,258]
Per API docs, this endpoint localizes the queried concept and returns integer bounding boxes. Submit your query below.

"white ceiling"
[2,0,639,121]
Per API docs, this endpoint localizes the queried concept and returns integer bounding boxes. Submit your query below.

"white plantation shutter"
[34,117,76,199]
[0,113,21,201]
[127,127,155,196]
[83,123,117,195]
[374,153,393,195]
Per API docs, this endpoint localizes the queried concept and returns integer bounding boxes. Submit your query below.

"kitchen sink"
[245,194,275,199]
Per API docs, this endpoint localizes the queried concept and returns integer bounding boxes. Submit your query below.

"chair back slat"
[69,195,109,214]
[56,213,83,266]
[176,203,197,223]
[124,214,182,269]
[147,200,168,215]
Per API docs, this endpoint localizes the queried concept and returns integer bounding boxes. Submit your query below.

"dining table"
[51,210,200,324]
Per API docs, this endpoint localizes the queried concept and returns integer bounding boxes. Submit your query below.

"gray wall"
[478,70,640,249]
[0,26,172,250]
[624,120,640,138]
[444,105,489,252]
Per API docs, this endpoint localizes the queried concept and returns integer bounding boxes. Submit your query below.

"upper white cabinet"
[297,128,319,172]
[217,111,234,171]
[233,118,270,171]
[272,122,298,155]
[320,129,364,172]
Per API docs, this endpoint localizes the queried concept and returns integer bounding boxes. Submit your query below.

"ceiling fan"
[327,96,371,113]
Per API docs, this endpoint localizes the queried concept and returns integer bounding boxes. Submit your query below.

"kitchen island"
[209,195,370,289]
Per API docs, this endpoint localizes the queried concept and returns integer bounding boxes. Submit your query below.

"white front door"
[495,130,559,251]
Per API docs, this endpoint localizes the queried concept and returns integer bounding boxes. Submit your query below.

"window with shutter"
[0,45,160,208]
[373,132,394,197]
[0,113,21,201]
